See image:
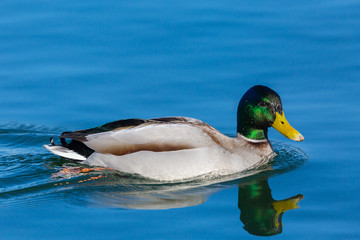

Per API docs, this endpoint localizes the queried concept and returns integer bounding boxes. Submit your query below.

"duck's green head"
[237,85,304,141]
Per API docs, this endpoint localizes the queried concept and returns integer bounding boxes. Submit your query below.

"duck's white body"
[44,117,274,181]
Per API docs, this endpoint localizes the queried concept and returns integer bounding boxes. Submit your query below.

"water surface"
[0,0,359,239]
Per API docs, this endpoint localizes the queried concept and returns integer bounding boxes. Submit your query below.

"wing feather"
[83,124,215,155]
[59,117,222,156]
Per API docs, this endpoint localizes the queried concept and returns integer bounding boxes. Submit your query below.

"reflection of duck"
[238,178,303,236]
[44,85,303,181]
[77,170,303,224]
[92,185,217,209]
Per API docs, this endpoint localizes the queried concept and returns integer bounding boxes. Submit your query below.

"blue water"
[1,0,360,239]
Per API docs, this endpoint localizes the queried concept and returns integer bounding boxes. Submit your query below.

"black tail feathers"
[51,136,94,158]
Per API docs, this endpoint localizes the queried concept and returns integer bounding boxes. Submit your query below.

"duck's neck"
[237,126,268,141]
[237,121,268,141]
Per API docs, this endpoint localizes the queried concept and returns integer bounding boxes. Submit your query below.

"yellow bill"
[272,112,304,142]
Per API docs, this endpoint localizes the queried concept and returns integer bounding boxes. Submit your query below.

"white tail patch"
[43,144,86,161]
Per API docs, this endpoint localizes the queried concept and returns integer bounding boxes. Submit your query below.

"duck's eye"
[259,101,267,108]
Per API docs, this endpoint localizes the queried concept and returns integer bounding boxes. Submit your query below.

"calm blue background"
[0,0,359,239]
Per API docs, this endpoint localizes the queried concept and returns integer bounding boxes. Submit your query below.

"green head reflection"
[238,179,303,236]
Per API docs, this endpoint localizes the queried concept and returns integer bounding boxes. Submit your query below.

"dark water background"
[1,0,359,239]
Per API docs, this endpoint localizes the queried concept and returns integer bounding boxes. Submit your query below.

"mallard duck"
[44,85,303,181]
